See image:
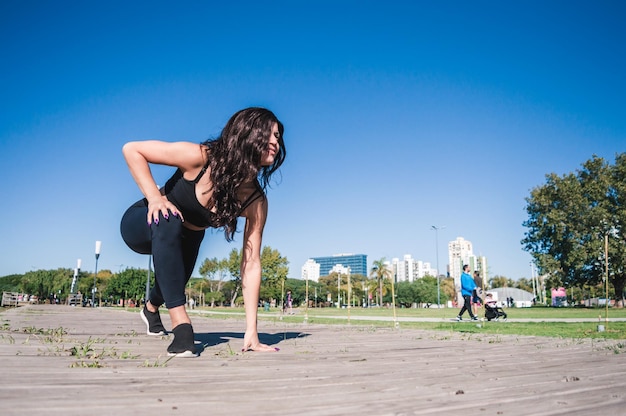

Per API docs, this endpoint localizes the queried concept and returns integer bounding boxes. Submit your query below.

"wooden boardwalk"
[1,305,625,415]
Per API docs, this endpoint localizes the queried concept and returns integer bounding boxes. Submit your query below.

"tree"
[212,245,289,307]
[489,275,515,289]
[414,276,439,305]
[515,277,534,294]
[440,277,456,304]
[0,274,22,293]
[20,268,76,302]
[226,248,243,307]
[522,154,626,305]
[199,257,229,306]
[105,268,148,304]
[348,274,368,307]
[370,258,391,306]
[396,281,415,307]
[260,246,289,304]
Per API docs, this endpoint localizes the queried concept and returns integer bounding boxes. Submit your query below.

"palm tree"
[370,258,392,306]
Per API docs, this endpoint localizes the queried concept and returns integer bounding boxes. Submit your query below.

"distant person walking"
[472,270,482,316]
[284,290,293,315]
[455,264,478,321]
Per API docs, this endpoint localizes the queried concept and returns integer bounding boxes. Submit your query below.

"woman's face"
[260,122,280,167]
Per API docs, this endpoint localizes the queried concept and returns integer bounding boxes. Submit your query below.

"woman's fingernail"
[173,212,178,216]
[274,347,280,352]
[155,218,159,224]
[164,214,169,219]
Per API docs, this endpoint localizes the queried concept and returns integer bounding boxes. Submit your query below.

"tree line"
[2,250,536,309]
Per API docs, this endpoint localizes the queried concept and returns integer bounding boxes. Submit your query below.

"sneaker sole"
[140,309,166,336]
[167,350,199,358]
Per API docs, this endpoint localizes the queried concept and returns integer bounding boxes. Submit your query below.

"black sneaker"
[454,316,462,321]
[167,323,199,358]
[471,316,479,321]
[140,306,166,336]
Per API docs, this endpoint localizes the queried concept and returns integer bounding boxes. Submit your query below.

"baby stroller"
[484,295,507,321]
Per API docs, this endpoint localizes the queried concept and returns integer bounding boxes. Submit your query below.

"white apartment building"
[301,259,320,282]
[448,237,474,281]
[329,264,351,275]
[391,255,437,282]
[448,236,488,293]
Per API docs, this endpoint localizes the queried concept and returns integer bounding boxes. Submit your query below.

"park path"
[0,305,624,415]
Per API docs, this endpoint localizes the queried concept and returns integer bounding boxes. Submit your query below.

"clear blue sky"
[1,0,624,281]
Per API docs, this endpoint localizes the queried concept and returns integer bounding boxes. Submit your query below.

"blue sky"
[1,0,624,281]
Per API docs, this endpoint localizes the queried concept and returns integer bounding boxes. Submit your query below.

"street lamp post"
[604,232,609,324]
[71,258,82,294]
[92,241,101,307]
[337,271,341,309]
[304,271,309,323]
[431,225,445,308]
[347,268,351,322]
[530,262,537,302]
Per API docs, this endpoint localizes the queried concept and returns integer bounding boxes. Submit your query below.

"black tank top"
[164,163,264,229]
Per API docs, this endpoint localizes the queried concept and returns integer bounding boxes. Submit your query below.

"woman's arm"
[239,196,277,352]
[122,140,204,224]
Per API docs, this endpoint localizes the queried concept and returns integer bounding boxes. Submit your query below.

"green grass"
[184,305,626,340]
[298,305,626,320]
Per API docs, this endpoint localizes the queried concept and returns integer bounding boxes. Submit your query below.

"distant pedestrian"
[284,290,293,315]
[455,265,478,321]
[472,271,482,316]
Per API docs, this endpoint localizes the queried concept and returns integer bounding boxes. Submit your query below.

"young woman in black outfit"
[121,107,286,357]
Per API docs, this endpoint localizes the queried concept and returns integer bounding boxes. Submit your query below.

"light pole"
[530,262,537,303]
[347,268,351,322]
[431,225,445,308]
[92,241,101,307]
[337,271,341,308]
[604,232,609,324]
[304,270,309,323]
[71,258,82,294]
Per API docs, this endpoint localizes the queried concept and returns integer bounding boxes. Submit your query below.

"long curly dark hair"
[202,107,286,241]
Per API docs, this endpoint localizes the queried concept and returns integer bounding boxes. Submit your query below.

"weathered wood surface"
[0,305,624,415]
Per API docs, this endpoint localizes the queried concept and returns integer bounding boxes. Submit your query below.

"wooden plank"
[0,305,624,415]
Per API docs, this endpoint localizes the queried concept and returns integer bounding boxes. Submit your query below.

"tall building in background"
[301,259,320,282]
[310,253,367,276]
[448,236,488,293]
[392,255,437,282]
[475,256,488,288]
[448,237,474,280]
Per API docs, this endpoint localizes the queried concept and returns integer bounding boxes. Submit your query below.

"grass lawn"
[191,304,626,340]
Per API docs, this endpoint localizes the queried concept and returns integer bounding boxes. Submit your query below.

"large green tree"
[199,257,229,306]
[219,245,289,307]
[522,154,626,304]
[260,246,289,303]
[105,267,149,303]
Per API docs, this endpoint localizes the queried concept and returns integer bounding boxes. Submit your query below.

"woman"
[120,107,286,357]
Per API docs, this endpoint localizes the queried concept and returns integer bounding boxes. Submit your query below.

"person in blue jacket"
[455,264,478,321]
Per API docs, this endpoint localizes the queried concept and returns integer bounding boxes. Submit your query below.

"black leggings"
[120,199,205,309]
[458,294,475,318]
